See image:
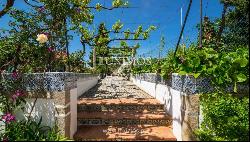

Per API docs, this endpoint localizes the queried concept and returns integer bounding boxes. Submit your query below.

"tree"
[81,20,156,71]
[220,0,249,47]
[0,0,130,72]
[88,23,142,76]
[159,35,165,59]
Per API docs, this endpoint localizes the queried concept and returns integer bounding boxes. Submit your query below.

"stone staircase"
[73,98,176,141]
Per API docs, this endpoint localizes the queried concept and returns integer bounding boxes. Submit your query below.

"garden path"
[79,76,152,99]
[74,76,176,141]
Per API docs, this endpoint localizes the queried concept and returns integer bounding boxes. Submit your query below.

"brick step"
[77,110,172,126]
[78,118,172,126]
[78,104,164,112]
[78,98,162,105]
[78,110,170,120]
[77,98,164,112]
[74,125,176,141]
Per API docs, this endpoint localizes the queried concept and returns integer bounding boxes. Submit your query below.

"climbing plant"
[195,92,249,141]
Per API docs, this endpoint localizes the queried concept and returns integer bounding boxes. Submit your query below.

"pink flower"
[2,113,15,123]
[48,47,54,52]
[11,90,24,101]
[11,71,19,79]
[3,137,8,142]
[15,90,24,97]
[11,94,18,101]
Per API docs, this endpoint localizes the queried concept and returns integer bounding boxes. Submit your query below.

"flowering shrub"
[0,118,67,141]
[36,34,48,44]
[0,72,26,114]
[1,113,15,124]
[0,58,68,142]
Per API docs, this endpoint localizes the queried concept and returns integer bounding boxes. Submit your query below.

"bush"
[195,92,249,141]
[0,118,68,141]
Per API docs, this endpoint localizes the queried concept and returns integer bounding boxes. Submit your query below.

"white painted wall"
[77,77,99,97]
[70,88,77,139]
[0,109,4,135]
[131,77,183,141]
[13,76,99,139]
[15,98,56,127]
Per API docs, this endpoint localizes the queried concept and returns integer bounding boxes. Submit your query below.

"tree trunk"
[93,47,96,69]
[64,18,70,72]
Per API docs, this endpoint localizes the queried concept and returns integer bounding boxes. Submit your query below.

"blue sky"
[0,0,223,60]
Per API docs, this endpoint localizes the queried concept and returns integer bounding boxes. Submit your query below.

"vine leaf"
[236,73,247,82]
[178,71,187,76]
[239,58,248,67]
[193,73,201,79]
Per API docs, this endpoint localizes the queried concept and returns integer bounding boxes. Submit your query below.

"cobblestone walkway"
[79,76,153,99]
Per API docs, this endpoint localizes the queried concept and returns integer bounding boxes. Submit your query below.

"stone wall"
[131,73,248,141]
[2,72,99,139]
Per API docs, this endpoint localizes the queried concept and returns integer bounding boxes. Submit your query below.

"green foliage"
[0,118,68,141]
[68,50,86,73]
[112,20,123,33]
[172,46,249,89]
[0,0,133,73]
[129,1,249,141]
[124,29,130,39]
[195,93,249,141]
[221,0,249,47]
[112,0,129,7]
[117,63,131,79]
[160,50,177,80]
[131,58,163,74]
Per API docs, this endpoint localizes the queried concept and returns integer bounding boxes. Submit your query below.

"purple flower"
[75,7,81,13]
[2,113,15,123]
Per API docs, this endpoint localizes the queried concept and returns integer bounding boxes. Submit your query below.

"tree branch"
[84,6,130,10]
[107,38,145,44]
[81,30,140,45]
[0,0,15,18]
[23,0,41,8]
